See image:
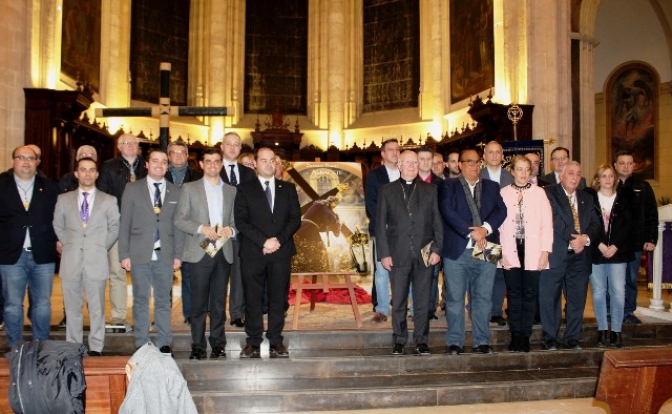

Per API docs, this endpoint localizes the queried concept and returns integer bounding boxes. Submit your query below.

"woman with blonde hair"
[585,163,634,348]
[498,155,553,352]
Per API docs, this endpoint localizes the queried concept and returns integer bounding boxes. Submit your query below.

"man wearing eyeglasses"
[219,132,256,328]
[541,147,586,189]
[0,146,60,349]
[165,141,203,327]
[439,148,506,355]
[97,133,148,331]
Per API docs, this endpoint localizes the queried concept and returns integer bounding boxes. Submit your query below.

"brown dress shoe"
[270,343,289,358]
[240,344,261,359]
[370,312,388,324]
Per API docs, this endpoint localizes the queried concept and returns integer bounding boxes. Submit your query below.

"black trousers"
[390,255,432,346]
[189,249,231,351]
[241,253,291,346]
[228,241,245,320]
[539,251,590,344]
[503,241,540,337]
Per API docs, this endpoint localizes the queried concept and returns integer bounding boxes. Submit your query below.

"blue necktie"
[265,181,272,210]
[229,165,238,186]
[153,183,162,241]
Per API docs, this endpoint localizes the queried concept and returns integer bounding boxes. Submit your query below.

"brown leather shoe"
[269,343,289,358]
[370,312,388,324]
[240,344,261,359]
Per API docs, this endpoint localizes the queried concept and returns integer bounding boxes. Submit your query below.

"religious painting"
[363,0,420,112]
[450,0,494,104]
[61,0,101,92]
[606,63,658,180]
[285,162,369,274]
[130,0,190,106]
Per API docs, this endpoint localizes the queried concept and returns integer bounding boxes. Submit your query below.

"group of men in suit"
[0,133,302,359]
[367,139,653,355]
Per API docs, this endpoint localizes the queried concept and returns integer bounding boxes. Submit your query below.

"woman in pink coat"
[499,155,553,352]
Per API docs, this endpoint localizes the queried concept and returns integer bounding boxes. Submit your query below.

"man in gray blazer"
[479,141,513,327]
[119,148,185,354]
[377,150,443,356]
[175,148,237,360]
[53,158,119,356]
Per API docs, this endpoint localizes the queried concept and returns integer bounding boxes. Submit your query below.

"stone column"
[327,0,345,147]
[100,0,131,108]
[576,33,599,177]
[419,0,447,135]
[502,0,572,163]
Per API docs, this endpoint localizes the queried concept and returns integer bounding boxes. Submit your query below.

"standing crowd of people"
[368,141,658,355]
[0,134,659,358]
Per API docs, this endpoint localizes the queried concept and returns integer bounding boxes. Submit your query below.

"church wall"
[593,0,672,203]
[0,2,31,171]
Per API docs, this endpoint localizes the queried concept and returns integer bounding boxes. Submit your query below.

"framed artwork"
[450,0,494,104]
[606,62,658,180]
[61,0,101,92]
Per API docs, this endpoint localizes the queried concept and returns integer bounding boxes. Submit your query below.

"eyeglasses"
[14,155,37,162]
[460,159,480,166]
[120,141,138,147]
[242,162,254,168]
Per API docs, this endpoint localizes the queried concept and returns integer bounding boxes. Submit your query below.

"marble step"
[43,320,672,354]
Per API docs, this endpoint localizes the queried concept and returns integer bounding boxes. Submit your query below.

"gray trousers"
[61,273,107,353]
[130,252,174,348]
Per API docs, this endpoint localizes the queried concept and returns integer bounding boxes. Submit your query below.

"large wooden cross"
[94,62,234,149]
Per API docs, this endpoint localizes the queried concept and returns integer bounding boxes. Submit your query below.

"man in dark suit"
[364,138,401,323]
[175,148,236,360]
[614,150,658,325]
[97,133,148,330]
[0,146,59,349]
[540,161,600,350]
[219,132,256,327]
[377,150,443,356]
[234,147,301,358]
[525,152,551,187]
[417,147,443,320]
[439,148,506,355]
[118,148,185,354]
[541,147,587,189]
[165,141,203,326]
[479,141,514,327]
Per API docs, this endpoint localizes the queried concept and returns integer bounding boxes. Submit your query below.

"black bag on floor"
[7,340,88,414]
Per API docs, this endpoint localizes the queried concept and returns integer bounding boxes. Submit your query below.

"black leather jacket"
[621,175,658,247]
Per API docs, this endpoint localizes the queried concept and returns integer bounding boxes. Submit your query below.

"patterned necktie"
[81,192,89,226]
[153,183,162,241]
[568,193,581,233]
[265,181,272,210]
[229,165,238,186]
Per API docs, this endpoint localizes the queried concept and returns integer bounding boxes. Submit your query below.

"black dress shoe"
[189,349,206,360]
[88,350,103,357]
[269,343,289,358]
[597,330,608,347]
[508,333,521,352]
[520,336,530,353]
[211,346,227,358]
[490,315,507,326]
[414,343,430,356]
[184,317,191,326]
[565,339,582,350]
[240,344,261,359]
[544,339,558,351]
[474,345,494,354]
[230,318,245,328]
[428,311,438,320]
[610,332,623,348]
[392,343,405,356]
[159,346,173,356]
[447,345,463,355]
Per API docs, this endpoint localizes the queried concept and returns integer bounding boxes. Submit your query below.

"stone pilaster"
[100,0,131,108]
[419,0,447,134]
